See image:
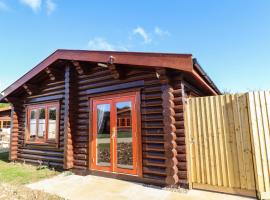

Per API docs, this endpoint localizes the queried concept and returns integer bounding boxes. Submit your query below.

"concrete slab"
[27,174,256,200]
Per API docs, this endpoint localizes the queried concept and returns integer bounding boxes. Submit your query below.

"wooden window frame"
[25,101,60,145]
[2,121,11,128]
[89,91,142,177]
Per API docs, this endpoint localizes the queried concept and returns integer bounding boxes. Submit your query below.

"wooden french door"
[90,92,139,175]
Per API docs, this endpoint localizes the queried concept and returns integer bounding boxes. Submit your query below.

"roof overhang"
[0,49,220,102]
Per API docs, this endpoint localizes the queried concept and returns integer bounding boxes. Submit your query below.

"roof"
[0,49,220,101]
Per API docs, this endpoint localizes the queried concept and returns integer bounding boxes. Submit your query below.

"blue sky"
[0,0,270,93]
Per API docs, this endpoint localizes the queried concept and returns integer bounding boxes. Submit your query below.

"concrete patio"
[27,174,256,200]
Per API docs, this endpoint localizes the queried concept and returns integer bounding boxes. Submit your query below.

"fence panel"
[185,94,256,197]
[248,91,270,199]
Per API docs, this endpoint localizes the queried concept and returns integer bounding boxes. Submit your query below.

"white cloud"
[133,27,152,44]
[0,1,8,11]
[20,0,41,12]
[46,0,56,15]
[154,27,170,37]
[88,37,128,51]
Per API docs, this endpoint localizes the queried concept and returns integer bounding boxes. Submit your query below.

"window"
[3,121,11,128]
[117,117,131,128]
[26,102,59,144]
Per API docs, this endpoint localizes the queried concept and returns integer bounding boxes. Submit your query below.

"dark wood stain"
[6,58,216,187]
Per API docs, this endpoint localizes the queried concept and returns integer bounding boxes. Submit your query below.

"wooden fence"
[185,92,270,199]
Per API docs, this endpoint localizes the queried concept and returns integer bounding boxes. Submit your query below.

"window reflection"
[96,104,111,166]
[48,107,57,139]
[116,101,133,169]
[38,108,46,137]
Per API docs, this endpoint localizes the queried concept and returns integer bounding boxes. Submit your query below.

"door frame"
[88,91,142,177]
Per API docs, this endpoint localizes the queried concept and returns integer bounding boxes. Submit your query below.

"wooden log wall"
[73,65,168,184]
[168,73,212,187]
[12,73,65,168]
[162,84,179,185]
[63,64,76,169]
[8,63,213,187]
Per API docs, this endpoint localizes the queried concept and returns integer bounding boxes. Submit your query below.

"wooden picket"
[248,92,270,199]
[185,92,270,199]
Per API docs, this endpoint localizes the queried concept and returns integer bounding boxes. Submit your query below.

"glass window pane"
[30,109,37,137]
[48,107,57,139]
[3,121,11,128]
[96,104,111,166]
[116,101,133,169]
[38,108,46,137]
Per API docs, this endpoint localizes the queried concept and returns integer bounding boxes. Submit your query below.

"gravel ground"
[0,183,64,200]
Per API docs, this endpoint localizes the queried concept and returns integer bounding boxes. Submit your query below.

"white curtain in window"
[97,105,106,134]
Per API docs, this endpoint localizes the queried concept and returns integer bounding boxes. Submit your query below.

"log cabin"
[0,50,220,187]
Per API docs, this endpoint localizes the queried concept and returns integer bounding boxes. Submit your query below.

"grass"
[0,151,62,199]
[0,152,59,185]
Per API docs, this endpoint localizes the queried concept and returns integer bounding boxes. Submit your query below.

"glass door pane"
[116,101,133,169]
[96,104,111,167]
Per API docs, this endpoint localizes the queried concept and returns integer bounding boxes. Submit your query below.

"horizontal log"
[18,153,63,163]
[165,174,179,185]
[175,137,185,145]
[164,124,176,134]
[178,171,188,179]
[164,132,176,142]
[73,148,87,154]
[177,154,187,162]
[143,145,165,152]
[18,149,63,157]
[141,100,162,108]
[143,153,165,160]
[142,138,164,144]
[143,160,165,168]
[74,154,87,160]
[142,124,163,129]
[73,159,87,166]
[143,167,166,176]
[164,115,175,125]
[166,165,178,176]
[172,89,182,95]
[142,93,162,100]
[174,105,183,112]
[164,149,177,158]
[16,158,63,168]
[177,162,187,171]
[176,146,186,153]
[164,141,177,150]
[175,129,185,136]
[141,108,162,115]
[143,86,162,93]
